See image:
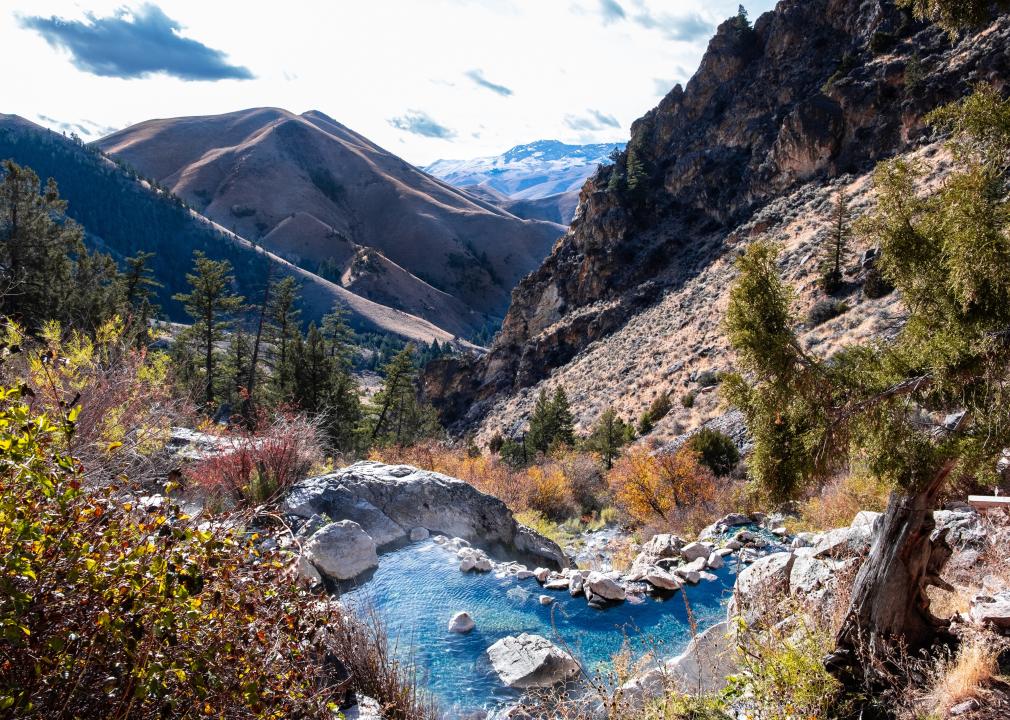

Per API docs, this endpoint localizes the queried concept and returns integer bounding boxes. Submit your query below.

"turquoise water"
[341,539,744,717]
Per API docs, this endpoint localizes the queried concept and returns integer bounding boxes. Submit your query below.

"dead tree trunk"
[827,462,956,689]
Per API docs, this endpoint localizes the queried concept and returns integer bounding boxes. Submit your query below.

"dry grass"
[917,630,1009,717]
[788,469,892,533]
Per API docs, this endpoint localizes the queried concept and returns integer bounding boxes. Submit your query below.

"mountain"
[425,140,624,224]
[423,1,1010,441]
[0,114,463,345]
[98,109,564,338]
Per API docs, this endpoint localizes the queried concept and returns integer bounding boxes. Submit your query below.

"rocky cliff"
[425,0,1010,439]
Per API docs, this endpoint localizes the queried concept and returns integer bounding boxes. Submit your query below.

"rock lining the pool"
[283,461,569,581]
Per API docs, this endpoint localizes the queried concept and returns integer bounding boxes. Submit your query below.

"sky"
[4,0,776,166]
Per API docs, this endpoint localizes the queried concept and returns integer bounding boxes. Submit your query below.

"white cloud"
[4,0,777,165]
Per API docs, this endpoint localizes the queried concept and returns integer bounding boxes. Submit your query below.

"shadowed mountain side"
[99,109,564,326]
[0,114,460,345]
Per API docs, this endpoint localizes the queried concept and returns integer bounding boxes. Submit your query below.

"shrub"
[916,630,1009,717]
[729,614,845,719]
[0,385,344,717]
[681,391,696,408]
[638,393,673,437]
[608,447,718,529]
[526,465,576,519]
[695,370,720,388]
[862,265,894,298]
[2,317,182,487]
[186,414,323,509]
[689,428,740,477]
[791,469,892,532]
[869,30,896,55]
[807,298,849,326]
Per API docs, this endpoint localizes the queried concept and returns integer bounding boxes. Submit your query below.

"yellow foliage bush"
[608,447,723,534]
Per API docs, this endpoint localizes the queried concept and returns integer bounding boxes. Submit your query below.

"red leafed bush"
[186,414,323,508]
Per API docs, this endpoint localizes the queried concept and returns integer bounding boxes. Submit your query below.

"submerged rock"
[486,633,579,688]
[283,461,569,569]
[303,520,378,581]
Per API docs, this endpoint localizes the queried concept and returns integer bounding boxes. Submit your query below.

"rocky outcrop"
[486,633,579,688]
[619,621,736,709]
[283,461,569,569]
[303,521,378,581]
[424,3,1010,436]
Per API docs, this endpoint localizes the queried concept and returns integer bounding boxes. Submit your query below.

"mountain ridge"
[423,0,1010,439]
[99,108,564,338]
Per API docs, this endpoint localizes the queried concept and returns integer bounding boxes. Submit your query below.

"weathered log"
[827,464,955,688]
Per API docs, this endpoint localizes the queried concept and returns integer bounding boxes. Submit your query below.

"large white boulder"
[664,621,736,693]
[645,567,682,591]
[681,541,714,562]
[729,552,795,623]
[283,461,569,568]
[486,633,579,688]
[969,591,1010,631]
[303,520,378,581]
[586,571,626,601]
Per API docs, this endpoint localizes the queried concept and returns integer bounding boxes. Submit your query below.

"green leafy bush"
[681,391,696,409]
[0,383,433,718]
[689,428,741,477]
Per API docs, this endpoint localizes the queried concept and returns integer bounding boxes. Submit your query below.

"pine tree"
[625,148,647,202]
[586,407,634,469]
[321,305,354,364]
[723,86,1010,684]
[173,252,245,408]
[267,276,301,397]
[527,387,575,455]
[0,161,124,328]
[366,346,440,446]
[898,0,1010,38]
[819,191,850,294]
[735,4,750,30]
[122,251,162,344]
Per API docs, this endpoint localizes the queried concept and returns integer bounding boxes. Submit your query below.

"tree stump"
[827,467,955,689]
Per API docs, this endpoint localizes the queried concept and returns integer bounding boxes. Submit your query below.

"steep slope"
[99,109,563,335]
[0,115,458,345]
[426,140,624,200]
[424,0,1010,437]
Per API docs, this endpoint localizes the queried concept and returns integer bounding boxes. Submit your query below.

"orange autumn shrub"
[608,446,720,533]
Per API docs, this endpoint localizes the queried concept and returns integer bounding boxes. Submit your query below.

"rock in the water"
[586,571,626,601]
[283,461,569,568]
[448,611,476,633]
[544,577,569,590]
[969,591,1010,630]
[459,547,493,573]
[486,633,579,688]
[707,552,725,569]
[569,570,586,596]
[534,567,551,583]
[645,567,682,591]
[516,569,536,580]
[303,520,378,581]
[410,526,430,541]
[681,541,713,562]
[539,594,554,606]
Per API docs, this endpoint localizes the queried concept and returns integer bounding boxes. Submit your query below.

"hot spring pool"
[340,537,746,717]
